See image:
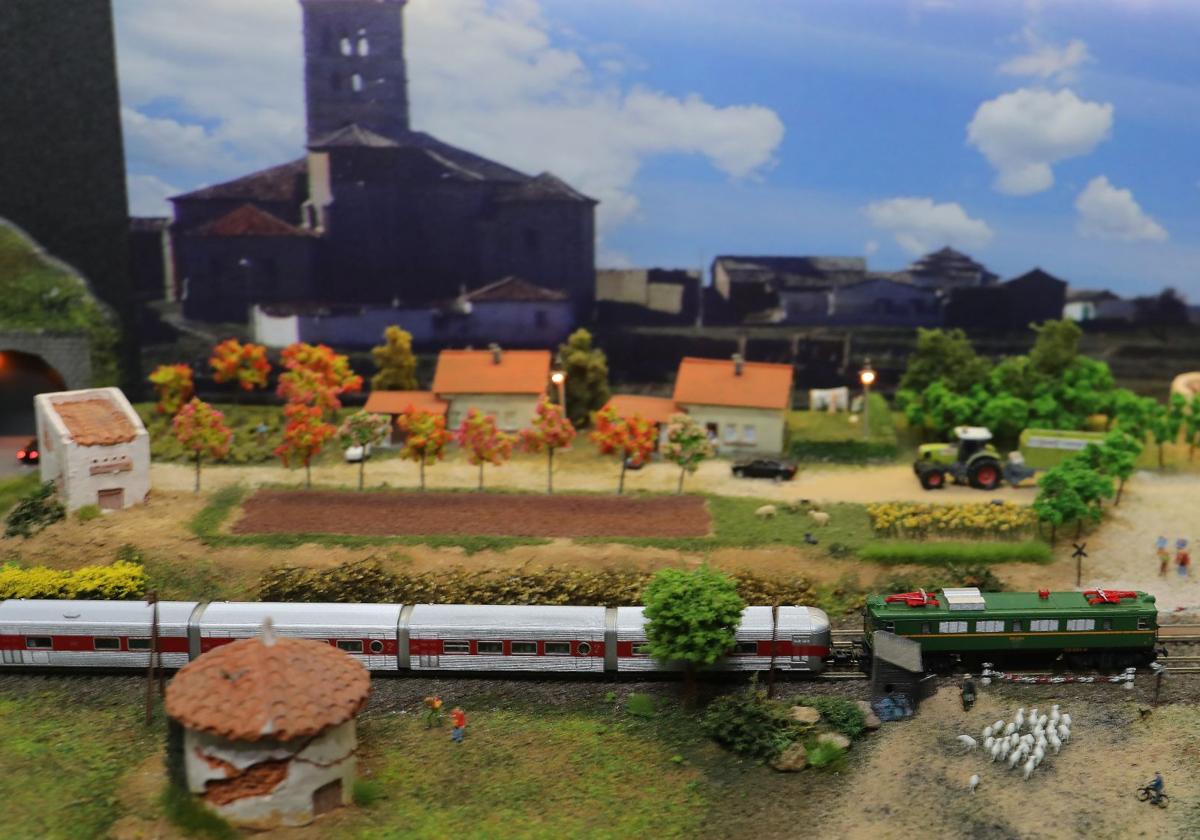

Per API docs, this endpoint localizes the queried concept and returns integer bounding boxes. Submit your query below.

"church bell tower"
[300,0,410,144]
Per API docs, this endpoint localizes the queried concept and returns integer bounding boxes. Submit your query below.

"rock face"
[789,706,821,725]
[771,743,809,772]
[856,700,882,731]
[816,732,852,751]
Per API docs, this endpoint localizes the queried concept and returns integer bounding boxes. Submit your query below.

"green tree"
[337,411,392,490]
[1147,396,1185,469]
[1091,431,1142,505]
[1112,390,1157,443]
[1060,458,1114,536]
[978,393,1030,447]
[898,328,991,394]
[371,326,419,391]
[662,413,714,494]
[1028,319,1082,379]
[642,566,746,703]
[559,328,610,428]
[1033,464,1090,544]
[1185,394,1200,462]
[172,398,233,493]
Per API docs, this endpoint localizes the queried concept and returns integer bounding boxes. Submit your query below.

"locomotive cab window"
[336,640,364,653]
[1137,618,1149,630]
[511,641,537,655]
[1012,621,1023,632]
[884,622,895,632]
[476,641,503,654]
[25,637,51,649]
[921,623,930,634]
[544,642,570,655]
[442,641,470,654]
[93,637,120,650]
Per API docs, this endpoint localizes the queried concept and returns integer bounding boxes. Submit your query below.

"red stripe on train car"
[0,634,189,653]
[409,639,605,657]
[617,641,830,658]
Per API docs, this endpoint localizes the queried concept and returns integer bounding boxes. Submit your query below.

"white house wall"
[678,403,785,455]
[444,394,541,432]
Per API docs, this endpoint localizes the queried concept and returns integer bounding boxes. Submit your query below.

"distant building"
[780,276,942,327]
[711,256,867,323]
[672,355,793,455]
[905,247,998,289]
[595,268,701,325]
[1063,289,1135,322]
[432,346,551,431]
[129,218,176,303]
[945,268,1067,331]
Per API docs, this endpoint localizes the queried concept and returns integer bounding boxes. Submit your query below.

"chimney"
[489,343,502,365]
[737,333,747,358]
[732,353,744,376]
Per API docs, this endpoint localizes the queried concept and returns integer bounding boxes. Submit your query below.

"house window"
[448,410,461,428]
[975,621,1004,633]
[128,638,151,650]
[93,637,120,651]
[544,642,571,655]
[502,410,516,428]
[1030,620,1060,632]
[723,424,738,443]
[476,641,503,654]
[938,621,967,634]
[1066,619,1095,631]
[742,425,756,444]
[442,641,470,654]
[336,640,364,653]
[510,641,537,655]
[25,637,52,649]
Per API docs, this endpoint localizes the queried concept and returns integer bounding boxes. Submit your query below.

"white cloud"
[1000,35,1091,85]
[864,240,880,256]
[863,197,993,256]
[113,0,784,236]
[967,88,1113,195]
[1075,176,1168,242]
[126,174,181,216]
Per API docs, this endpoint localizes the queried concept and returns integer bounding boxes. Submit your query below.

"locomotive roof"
[409,604,607,632]
[200,601,403,630]
[867,590,1156,619]
[0,599,199,626]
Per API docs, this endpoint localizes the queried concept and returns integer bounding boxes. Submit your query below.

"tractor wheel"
[919,467,946,490]
[968,459,1002,490]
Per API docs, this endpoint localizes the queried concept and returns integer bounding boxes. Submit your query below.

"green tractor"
[914,426,1006,491]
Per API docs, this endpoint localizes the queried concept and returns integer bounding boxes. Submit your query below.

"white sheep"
[983,724,994,739]
[1033,752,1043,769]
[984,736,995,751]
[1007,750,1022,770]
[1048,732,1062,755]
[1014,709,1025,729]
[785,498,808,514]
[957,735,978,752]
[808,509,830,527]
[969,774,980,793]
[1058,724,1070,742]
[1061,713,1072,728]
[1023,758,1036,780]
[1034,745,1045,763]
[990,742,1002,762]
[754,504,778,520]
[993,719,1005,733]
[1003,722,1016,737]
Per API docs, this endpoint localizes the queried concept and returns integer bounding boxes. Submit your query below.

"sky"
[114,0,1200,299]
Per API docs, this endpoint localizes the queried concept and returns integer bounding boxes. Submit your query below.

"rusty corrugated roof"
[672,356,793,411]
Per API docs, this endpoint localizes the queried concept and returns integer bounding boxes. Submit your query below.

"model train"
[0,600,832,675]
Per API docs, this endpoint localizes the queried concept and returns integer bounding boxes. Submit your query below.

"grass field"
[0,473,40,518]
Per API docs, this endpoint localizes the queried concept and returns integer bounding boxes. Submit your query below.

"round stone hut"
[164,622,371,829]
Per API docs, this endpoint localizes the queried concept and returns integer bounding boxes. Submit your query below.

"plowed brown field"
[232,490,712,538]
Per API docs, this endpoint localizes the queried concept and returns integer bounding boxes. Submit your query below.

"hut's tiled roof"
[51,397,138,446]
[165,635,370,742]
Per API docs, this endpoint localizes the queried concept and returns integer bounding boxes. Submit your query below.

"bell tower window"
[340,37,353,56]
[351,73,364,93]
[357,37,370,57]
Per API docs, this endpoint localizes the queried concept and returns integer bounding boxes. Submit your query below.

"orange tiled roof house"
[432,345,551,432]
[672,355,793,455]
[33,387,150,512]
[165,624,371,829]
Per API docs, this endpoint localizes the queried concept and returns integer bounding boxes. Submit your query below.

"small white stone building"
[33,387,150,512]
[165,626,371,829]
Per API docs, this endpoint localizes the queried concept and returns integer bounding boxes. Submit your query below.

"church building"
[171,0,596,324]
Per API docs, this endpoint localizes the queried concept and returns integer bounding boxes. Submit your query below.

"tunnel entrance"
[0,350,67,435]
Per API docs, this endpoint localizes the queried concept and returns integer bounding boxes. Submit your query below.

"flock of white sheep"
[753,501,830,526]
[957,705,1074,791]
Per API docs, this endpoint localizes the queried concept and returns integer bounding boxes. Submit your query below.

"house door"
[312,778,343,816]
[97,488,124,510]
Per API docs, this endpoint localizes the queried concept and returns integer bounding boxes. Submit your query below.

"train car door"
[418,636,439,668]
[791,635,811,669]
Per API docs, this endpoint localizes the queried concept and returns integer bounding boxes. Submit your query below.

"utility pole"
[767,602,779,699]
[145,591,161,725]
[1072,543,1088,588]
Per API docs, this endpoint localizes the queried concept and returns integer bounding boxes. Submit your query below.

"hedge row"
[859,540,1052,566]
[0,561,147,600]
[257,558,818,606]
[786,439,899,463]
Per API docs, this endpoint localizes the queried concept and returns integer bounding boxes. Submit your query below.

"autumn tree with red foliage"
[518,398,576,494]
[454,409,515,490]
[148,364,194,416]
[590,405,656,495]
[172,398,233,493]
[209,339,271,396]
[396,408,453,491]
[275,342,362,415]
[274,404,337,489]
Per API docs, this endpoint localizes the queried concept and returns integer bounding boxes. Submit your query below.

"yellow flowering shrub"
[866,502,1036,539]
[0,561,147,600]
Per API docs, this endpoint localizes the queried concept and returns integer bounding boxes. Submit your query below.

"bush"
[0,561,147,600]
[791,695,864,740]
[805,740,846,771]
[76,504,101,522]
[626,693,657,718]
[786,439,898,463]
[4,481,65,538]
[352,778,386,807]
[0,473,40,518]
[878,564,1005,597]
[860,541,1051,566]
[701,686,801,761]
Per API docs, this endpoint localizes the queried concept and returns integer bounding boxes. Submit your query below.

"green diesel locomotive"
[863,587,1158,673]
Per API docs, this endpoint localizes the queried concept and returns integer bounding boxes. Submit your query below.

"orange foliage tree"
[396,408,453,491]
[148,364,194,416]
[454,409,515,490]
[275,342,362,415]
[273,403,337,488]
[171,398,233,493]
[518,398,576,494]
[209,338,271,395]
[589,406,656,495]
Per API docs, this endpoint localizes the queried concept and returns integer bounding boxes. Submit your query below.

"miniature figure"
[1157,537,1170,577]
[451,707,467,743]
[423,695,445,728]
[1138,772,1167,807]
[1176,540,1190,578]
[960,675,977,711]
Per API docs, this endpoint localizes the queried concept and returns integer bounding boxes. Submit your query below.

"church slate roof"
[714,256,868,289]
[496,173,596,204]
[171,158,309,203]
[463,276,569,303]
[307,123,400,149]
[191,204,315,238]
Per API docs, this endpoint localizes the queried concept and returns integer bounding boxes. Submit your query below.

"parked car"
[344,443,373,463]
[731,458,796,481]
[624,455,646,471]
[15,438,38,466]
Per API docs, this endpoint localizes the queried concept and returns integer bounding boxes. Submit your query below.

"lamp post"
[858,358,876,440]
[550,367,566,408]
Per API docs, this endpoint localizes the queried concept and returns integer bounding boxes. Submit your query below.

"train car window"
[1102,620,1113,631]
[476,641,503,654]
[25,637,51,649]
[734,642,759,655]
[1030,620,1059,632]
[577,642,592,655]
[443,641,471,654]
[336,640,364,653]
[128,638,151,650]
[975,621,1004,633]
[1012,621,1023,632]
[93,637,120,650]
[544,642,571,655]
[921,623,930,634]
[511,641,537,655]
[632,643,652,656]
[369,640,385,654]
[938,621,967,633]
[1137,618,1149,630]
[1066,619,1095,631]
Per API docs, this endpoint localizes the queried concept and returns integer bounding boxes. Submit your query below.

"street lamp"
[858,359,876,440]
[550,366,566,408]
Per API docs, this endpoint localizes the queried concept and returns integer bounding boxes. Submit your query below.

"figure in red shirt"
[451,707,467,743]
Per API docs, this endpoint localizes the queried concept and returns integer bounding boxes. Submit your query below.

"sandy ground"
[821,686,1200,840]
